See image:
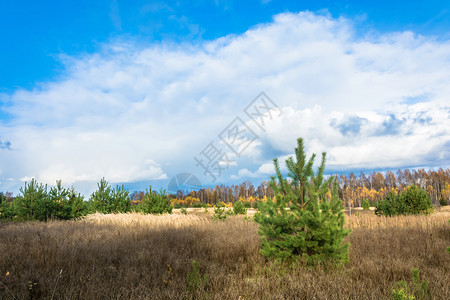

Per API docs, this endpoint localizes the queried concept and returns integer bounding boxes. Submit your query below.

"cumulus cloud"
[230,168,259,180]
[246,101,449,175]
[0,11,449,194]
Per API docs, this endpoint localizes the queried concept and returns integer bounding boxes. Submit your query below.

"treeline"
[131,180,274,207]
[131,168,450,207]
[1,168,449,222]
[0,178,172,222]
[337,168,449,207]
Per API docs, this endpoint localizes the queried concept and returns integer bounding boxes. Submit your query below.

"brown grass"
[0,209,449,299]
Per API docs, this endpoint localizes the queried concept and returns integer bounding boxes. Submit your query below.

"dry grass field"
[0,208,449,299]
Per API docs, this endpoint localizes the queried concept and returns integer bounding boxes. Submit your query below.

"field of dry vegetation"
[0,208,449,299]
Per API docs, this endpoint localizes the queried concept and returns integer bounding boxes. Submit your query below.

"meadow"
[0,207,448,299]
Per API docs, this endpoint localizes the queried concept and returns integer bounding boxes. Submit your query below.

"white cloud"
[230,168,259,180]
[0,11,449,194]
[19,176,35,182]
[250,101,449,174]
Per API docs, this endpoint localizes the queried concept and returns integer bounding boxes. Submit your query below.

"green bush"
[391,268,430,300]
[242,201,252,208]
[140,187,173,214]
[112,185,132,213]
[186,260,207,295]
[225,209,235,216]
[254,138,350,265]
[47,180,86,220]
[375,186,432,217]
[48,181,72,220]
[402,186,433,215]
[211,203,227,221]
[0,192,15,221]
[375,191,399,217]
[411,268,431,299]
[233,200,247,215]
[14,179,49,221]
[88,178,111,213]
[89,178,131,214]
[8,179,88,221]
[439,196,447,206]
[392,281,415,300]
[253,200,263,210]
[67,187,88,219]
[362,199,370,211]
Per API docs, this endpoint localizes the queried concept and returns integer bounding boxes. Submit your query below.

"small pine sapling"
[254,138,351,265]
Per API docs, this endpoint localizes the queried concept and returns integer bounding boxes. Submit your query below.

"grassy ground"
[0,208,449,299]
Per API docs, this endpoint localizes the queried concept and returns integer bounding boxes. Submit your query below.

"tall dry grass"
[346,208,450,229]
[0,209,449,299]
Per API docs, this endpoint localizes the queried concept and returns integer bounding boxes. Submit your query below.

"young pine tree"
[15,179,49,221]
[68,187,88,218]
[89,178,131,213]
[48,180,72,220]
[111,185,132,213]
[0,192,15,221]
[89,178,112,213]
[141,187,173,214]
[254,138,351,265]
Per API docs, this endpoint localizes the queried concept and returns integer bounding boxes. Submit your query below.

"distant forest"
[1,168,448,208]
[129,168,450,207]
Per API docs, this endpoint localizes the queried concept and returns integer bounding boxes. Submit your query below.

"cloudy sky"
[1,1,449,195]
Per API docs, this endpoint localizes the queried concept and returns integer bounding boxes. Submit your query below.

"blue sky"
[1,1,449,195]
[2,0,450,92]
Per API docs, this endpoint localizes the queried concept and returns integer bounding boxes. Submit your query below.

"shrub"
[88,178,111,213]
[391,281,415,300]
[89,178,131,214]
[242,201,252,208]
[254,138,350,265]
[180,207,188,215]
[67,187,88,219]
[2,179,87,221]
[14,179,49,221]
[174,203,183,209]
[439,195,447,206]
[211,203,227,221]
[375,186,432,217]
[0,192,15,221]
[375,191,399,217]
[10,179,88,221]
[410,268,431,299]
[232,200,247,215]
[141,187,173,214]
[186,260,207,295]
[111,185,132,213]
[253,200,264,210]
[402,186,433,215]
[362,199,370,211]
[47,180,76,220]
[225,209,235,216]
[391,268,430,300]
